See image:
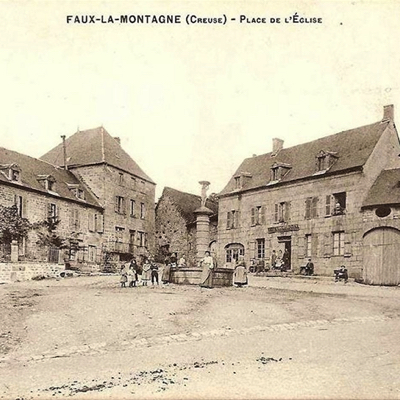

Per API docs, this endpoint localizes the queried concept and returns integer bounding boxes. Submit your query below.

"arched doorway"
[363,227,400,285]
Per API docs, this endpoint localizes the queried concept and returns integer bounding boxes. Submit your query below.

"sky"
[0,1,399,200]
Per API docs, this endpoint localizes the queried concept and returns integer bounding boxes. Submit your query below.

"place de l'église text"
[66,13,323,25]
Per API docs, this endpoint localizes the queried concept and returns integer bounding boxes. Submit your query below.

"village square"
[1,105,400,398]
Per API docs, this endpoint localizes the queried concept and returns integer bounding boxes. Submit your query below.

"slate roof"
[362,168,400,208]
[220,120,391,196]
[40,127,155,184]
[158,187,218,224]
[0,147,102,208]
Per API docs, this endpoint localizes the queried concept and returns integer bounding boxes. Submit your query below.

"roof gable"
[0,147,101,208]
[159,187,218,224]
[40,127,155,184]
[220,120,390,195]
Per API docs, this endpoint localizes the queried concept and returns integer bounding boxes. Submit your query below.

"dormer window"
[67,183,85,200]
[37,175,56,192]
[233,172,252,191]
[0,163,21,183]
[316,150,338,172]
[270,162,292,182]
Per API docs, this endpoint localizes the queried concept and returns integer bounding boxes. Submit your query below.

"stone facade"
[0,181,104,264]
[72,164,156,259]
[217,107,400,279]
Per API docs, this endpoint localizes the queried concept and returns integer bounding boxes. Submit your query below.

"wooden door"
[363,227,400,285]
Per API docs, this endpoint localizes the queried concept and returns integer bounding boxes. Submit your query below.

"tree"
[0,205,31,243]
[34,217,67,249]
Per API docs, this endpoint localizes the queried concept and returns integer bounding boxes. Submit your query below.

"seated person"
[334,265,348,283]
[302,258,314,276]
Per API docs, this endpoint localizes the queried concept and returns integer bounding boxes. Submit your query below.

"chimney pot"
[114,137,121,145]
[272,138,284,153]
[383,104,394,121]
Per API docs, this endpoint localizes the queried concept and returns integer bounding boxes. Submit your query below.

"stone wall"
[0,262,63,283]
[155,195,191,262]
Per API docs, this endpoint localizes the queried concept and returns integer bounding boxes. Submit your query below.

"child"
[120,266,128,288]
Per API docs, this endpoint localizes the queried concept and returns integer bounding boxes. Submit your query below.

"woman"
[161,259,171,284]
[199,251,214,288]
[141,258,151,286]
[234,256,248,287]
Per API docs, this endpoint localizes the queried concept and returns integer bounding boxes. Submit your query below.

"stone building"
[41,127,156,263]
[155,187,218,266]
[217,105,400,281]
[0,147,103,265]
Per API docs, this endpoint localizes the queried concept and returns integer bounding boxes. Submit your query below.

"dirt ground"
[1,273,400,400]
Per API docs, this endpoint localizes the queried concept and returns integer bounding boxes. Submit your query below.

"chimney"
[114,137,121,145]
[272,138,284,153]
[61,135,68,170]
[383,105,394,121]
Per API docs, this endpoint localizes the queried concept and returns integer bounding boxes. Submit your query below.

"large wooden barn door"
[363,227,400,285]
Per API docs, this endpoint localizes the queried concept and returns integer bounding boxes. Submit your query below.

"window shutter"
[144,233,148,248]
[88,212,94,232]
[227,211,232,229]
[251,208,255,226]
[115,196,119,212]
[325,195,332,216]
[285,202,291,222]
[260,206,266,224]
[324,233,331,257]
[344,232,352,256]
[298,236,305,259]
[69,209,74,229]
[22,197,27,218]
[305,198,311,219]
[312,234,319,258]
[76,209,80,231]
[97,214,104,233]
[312,197,318,218]
[274,204,278,222]
[235,211,240,228]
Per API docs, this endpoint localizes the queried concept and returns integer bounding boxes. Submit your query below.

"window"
[38,175,56,192]
[333,231,345,256]
[316,151,338,172]
[234,176,241,189]
[47,203,57,224]
[130,199,136,217]
[88,245,96,262]
[270,163,291,182]
[140,202,145,219]
[305,197,318,219]
[251,206,266,226]
[225,243,245,263]
[305,234,312,258]
[115,196,125,214]
[119,173,124,186]
[326,192,346,216]
[70,209,80,231]
[227,210,239,229]
[138,231,146,248]
[274,202,290,223]
[115,226,125,242]
[10,169,20,182]
[256,239,265,259]
[14,195,23,217]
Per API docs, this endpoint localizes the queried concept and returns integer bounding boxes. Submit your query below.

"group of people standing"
[119,252,187,288]
[119,257,159,288]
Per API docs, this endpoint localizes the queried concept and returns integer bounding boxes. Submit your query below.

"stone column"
[194,206,213,262]
[195,180,213,262]
[11,240,18,263]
